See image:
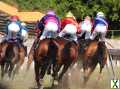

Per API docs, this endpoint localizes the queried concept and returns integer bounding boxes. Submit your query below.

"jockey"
[20,22,28,56]
[5,15,22,42]
[90,12,108,41]
[19,22,28,43]
[32,10,60,49]
[58,11,79,43]
[37,10,60,40]
[0,15,23,59]
[78,16,93,39]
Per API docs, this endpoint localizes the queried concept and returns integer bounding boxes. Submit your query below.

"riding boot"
[32,37,39,50]
[23,45,27,56]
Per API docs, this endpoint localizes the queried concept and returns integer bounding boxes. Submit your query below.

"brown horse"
[78,36,108,84]
[27,37,78,88]
[0,40,25,78]
[50,37,78,85]
[27,38,58,88]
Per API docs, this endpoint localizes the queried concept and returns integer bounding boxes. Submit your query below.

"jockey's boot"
[33,38,39,49]
[23,45,27,56]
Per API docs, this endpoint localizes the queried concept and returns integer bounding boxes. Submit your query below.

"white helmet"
[97,12,105,18]
[21,22,26,26]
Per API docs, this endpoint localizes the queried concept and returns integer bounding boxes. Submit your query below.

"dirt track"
[0,38,119,89]
[0,63,119,89]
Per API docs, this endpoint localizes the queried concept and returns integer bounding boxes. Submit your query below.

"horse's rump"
[34,38,58,63]
[62,41,78,62]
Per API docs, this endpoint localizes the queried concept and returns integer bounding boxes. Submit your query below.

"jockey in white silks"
[20,22,28,43]
[79,16,93,39]
[90,12,108,41]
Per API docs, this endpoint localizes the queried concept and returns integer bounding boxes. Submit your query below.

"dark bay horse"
[0,40,25,78]
[51,37,79,85]
[78,37,108,84]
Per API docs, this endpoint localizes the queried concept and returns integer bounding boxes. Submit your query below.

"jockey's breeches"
[8,22,20,33]
[90,24,107,41]
[44,22,58,32]
[61,24,77,34]
[81,23,92,32]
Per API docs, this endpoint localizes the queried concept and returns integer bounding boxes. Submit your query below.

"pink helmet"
[47,10,56,15]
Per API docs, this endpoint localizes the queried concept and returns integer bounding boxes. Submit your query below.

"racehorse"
[78,35,108,85]
[28,38,58,88]
[0,40,25,79]
[27,37,78,88]
[51,37,79,85]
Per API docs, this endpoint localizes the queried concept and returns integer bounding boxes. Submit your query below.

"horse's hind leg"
[8,63,14,78]
[1,63,5,79]
[58,61,72,81]
[83,62,97,85]
[40,61,48,79]
[52,64,62,80]
[4,63,9,73]
[27,48,34,71]
[13,48,25,75]
[34,61,41,88]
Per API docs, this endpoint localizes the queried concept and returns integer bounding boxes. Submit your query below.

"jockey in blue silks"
[4,15,28,47]
[5,15,22,42]
[90,12,108,41]
[1,15,28,59]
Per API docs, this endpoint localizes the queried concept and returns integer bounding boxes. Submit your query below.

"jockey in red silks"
[32,10,61,48]
[58,12,79,43]
[78,16,93,40]
[90,11,108,41]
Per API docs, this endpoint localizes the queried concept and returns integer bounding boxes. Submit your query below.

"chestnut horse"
[78,36,108,84]
[0,40,25,78]
[27,37,78,88]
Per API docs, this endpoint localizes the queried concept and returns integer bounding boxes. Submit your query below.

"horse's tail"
[47,39,59,74]
[48,39,58,58]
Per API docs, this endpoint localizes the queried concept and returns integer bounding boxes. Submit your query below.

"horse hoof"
[38,85,43,89]
[68,72,71,76]
[54,80,59,86]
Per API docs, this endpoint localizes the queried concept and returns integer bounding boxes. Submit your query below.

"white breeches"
[90,25,107,41]
[40,22,58,40]
[61,24,77,34]
[21,29,28,42]
[8,22,20,33]
[59,24,77,42]
[81,23,92,32]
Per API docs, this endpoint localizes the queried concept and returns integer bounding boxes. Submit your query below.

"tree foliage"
[2,0,120,29]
